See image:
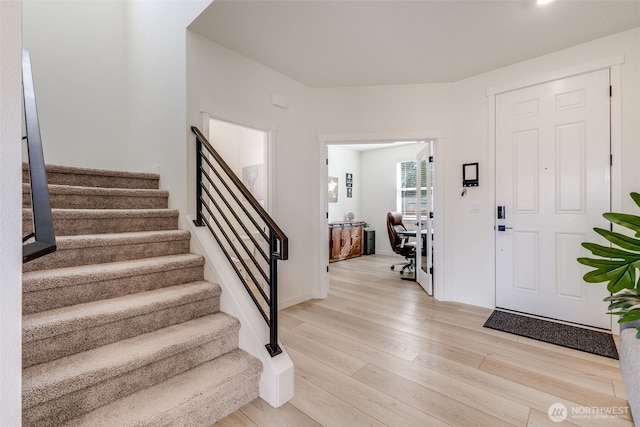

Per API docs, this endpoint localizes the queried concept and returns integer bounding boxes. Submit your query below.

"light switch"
[471,203,480,213]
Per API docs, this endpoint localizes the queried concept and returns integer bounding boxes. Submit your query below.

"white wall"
[126,0,210,220]
[327,145,361,223]
[0,1,23,424]
[312,84,455,299]
[22,0,129,170]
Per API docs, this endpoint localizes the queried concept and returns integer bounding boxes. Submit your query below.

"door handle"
[497,225,513,231]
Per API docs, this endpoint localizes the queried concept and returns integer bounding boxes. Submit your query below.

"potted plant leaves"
[578,192,640,338]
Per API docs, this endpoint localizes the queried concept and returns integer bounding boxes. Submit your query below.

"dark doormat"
[483,310,619,359]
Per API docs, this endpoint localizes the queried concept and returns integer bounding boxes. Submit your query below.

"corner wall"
[22,0,129,170]
[186,31,317,307]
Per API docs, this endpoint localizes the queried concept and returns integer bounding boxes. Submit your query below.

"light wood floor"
[217,254,632,427]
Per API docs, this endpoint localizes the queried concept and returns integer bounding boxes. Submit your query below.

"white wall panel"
[513,99,539,119]
[556,89,586,111]
[0,1,23,424]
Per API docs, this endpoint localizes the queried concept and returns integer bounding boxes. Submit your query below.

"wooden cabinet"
[329,222,363,262]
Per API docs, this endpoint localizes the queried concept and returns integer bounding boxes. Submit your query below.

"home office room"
[325,140,438,293]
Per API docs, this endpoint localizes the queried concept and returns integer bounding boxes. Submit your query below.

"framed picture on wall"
[347,187,352,198]
[346,173,353,187]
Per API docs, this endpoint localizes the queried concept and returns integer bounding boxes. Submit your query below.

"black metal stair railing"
[191,126,288,357]
[22,50,56,263]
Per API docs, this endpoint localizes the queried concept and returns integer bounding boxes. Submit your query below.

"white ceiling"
[189,0,640,88]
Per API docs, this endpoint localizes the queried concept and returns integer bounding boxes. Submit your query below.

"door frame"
[416,143,434,295]
[317,131,445,300]
[487,55,624,330]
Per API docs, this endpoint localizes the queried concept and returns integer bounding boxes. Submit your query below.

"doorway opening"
[203,115,274,215]
[319,132,444,300]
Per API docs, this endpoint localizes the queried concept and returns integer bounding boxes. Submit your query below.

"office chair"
[386,212,416,275]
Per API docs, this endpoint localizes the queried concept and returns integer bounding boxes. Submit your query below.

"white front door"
[495,69,612,329]
[416,144,433,295]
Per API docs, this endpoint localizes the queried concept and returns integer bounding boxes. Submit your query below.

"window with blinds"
[397,160,428,218]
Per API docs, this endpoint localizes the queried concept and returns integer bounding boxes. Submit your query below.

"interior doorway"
[205,117,273,214]
[319,132,444,300]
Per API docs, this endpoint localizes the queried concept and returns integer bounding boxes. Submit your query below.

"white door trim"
[416,144,434,296]
[317,131,445,301]
[486,54,624,96]
[488,60,623,331]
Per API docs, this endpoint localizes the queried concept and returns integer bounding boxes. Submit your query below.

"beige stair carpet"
[22,164,261,426]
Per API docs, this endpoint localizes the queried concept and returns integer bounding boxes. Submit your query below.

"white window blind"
[397,160,428,218]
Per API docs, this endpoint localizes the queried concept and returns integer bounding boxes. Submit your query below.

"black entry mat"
[483,310,619,359]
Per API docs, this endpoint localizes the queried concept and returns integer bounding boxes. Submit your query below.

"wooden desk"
[329,221,363,262]
[398,229,428,256]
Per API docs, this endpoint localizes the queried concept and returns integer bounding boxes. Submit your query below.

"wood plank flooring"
[216,254,632,426]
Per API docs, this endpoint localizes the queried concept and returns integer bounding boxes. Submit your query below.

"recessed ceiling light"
[537,0,553,4]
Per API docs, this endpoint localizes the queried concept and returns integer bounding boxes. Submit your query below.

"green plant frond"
[606,294,639,304]
[630,192,640,208]
[607,300,640,311]
[584,264,636,292]
[605,288,638,297]
[577,257,625,268]
[581,242,640,261]
[582,260,631,279]
[619,312,640,322]
[594,227,640,251]
[605,295,640,305]
[603,212,640,236]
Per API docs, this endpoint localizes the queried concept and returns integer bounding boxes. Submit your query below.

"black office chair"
[386,212,416,275]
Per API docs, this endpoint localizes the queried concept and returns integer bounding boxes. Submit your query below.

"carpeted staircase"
[22,164,262,426]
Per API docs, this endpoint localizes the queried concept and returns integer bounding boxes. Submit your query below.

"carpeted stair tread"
[23,253,205,294]
[62,349,262,427]
[23,254,206,314]
[23,312,240,409]
[23,163,160,189]
[23,281,221,367]
[23,230,191,272]
[23,183,169,209]
[24,281,220,342]
[24,208,179,236]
